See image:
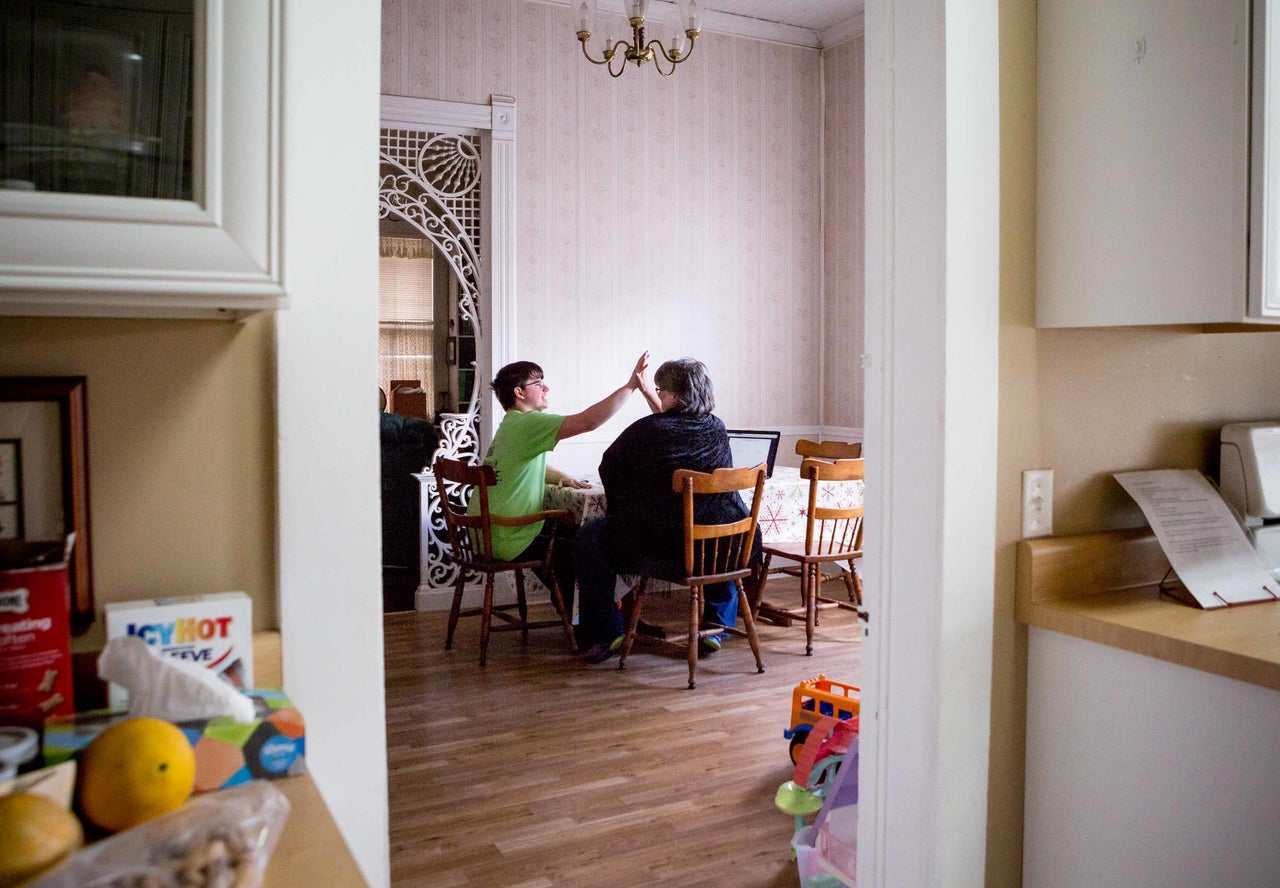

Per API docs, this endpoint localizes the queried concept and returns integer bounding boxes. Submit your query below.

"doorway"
[376,94,518,605]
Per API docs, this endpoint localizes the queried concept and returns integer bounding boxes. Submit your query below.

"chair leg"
[846,559,863,606]
[754,554,795,627]
[618,579,647,670]
[479,573,495,666]
[804,563,820,656]
[445,571,465,651]
[753,553,774,619]
[514,569,529,642]
[687,585,701,689]
[736,579,765,675]
[546,573,578,654]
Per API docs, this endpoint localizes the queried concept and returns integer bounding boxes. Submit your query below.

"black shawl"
[599,411,747,575]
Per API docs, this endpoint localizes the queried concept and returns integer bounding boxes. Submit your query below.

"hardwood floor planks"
[385,575,862,887]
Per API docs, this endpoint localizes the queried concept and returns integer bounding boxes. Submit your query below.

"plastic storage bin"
[793,825,848,888]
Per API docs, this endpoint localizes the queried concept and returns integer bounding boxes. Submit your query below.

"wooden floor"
[384,575,862,887]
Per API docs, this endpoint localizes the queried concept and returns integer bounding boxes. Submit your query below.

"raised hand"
[631,350,651,387]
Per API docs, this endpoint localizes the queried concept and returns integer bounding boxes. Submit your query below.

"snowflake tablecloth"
[542,480,607,526]
[747,466,865,543]
[543,466,863,544]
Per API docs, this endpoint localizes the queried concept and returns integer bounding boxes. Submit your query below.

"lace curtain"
[378,236,434,416]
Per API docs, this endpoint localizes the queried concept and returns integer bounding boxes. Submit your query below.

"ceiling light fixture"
[575,0,702,77]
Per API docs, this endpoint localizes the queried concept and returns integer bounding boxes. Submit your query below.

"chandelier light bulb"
[666,6,685,54]
[626,0,650,21]
[577,0,593,33]
[683,0,700,31]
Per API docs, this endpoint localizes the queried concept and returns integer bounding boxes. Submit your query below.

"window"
[378,235,433,417]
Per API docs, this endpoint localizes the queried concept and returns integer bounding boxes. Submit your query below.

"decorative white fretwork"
[418,412,481,589]
[379,127,484,590]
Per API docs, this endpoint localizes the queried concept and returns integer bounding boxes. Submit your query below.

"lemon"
[0,792,84,887]
[76,717,196,833]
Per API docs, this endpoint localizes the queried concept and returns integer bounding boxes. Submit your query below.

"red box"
[0,538,75,729]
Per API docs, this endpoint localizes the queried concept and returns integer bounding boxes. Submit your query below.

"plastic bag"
[33,780,290,888]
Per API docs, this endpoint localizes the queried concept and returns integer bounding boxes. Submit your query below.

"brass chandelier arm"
[643,34,697,77]
[647,39,677,77]
[578,34,633,77]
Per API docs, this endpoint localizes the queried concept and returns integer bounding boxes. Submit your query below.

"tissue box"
[43,689,305,792]
[0,538,76,727]
[104,592,254,709]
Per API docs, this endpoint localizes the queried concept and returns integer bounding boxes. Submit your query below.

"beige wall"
[993,1,1280,884]
[1039,327,1280,533]
[0,317,277,648]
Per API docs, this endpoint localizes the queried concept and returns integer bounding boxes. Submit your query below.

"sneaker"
[585,634,625,664]
[697,634,724,657]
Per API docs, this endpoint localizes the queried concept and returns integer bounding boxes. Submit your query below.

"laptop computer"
[726,429,781,478]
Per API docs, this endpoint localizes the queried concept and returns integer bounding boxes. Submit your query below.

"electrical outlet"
[1022,469,1054,538]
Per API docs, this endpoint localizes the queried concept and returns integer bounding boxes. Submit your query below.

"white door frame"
[860,1,1000,884]
[380,93,518,453]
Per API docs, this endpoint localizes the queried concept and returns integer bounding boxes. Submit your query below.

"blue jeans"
[573,517,739,646]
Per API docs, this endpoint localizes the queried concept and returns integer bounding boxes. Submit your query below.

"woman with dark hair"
[575,358,756,663]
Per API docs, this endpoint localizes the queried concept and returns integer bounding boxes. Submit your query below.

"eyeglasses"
[519,379,549,391]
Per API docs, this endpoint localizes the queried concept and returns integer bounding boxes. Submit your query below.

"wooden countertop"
[267,774,366,886]
[256,634,365,886]
[1016,528,1280,690]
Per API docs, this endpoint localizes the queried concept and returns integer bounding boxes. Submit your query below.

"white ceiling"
[698,0,864,33]
[576,0,866,48]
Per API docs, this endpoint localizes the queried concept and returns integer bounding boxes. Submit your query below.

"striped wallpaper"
[381,0,863,442]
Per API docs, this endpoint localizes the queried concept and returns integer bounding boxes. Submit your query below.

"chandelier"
[575,0,702,77]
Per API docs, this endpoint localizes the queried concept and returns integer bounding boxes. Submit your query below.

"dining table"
[542,464,865,543]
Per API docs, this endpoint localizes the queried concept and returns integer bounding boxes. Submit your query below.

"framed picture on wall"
[0,438,23,539]
[0,377,92,630]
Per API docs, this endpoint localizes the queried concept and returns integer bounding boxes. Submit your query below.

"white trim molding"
[0,0,283,319]
[861,0,999,884]
[821,12,866,49]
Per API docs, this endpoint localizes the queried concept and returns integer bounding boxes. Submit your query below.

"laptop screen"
[726,429,781,478]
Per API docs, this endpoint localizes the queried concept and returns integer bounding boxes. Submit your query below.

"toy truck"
[785,674,860,763]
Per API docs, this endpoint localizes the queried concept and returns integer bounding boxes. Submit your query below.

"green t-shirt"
[469,409,565,561]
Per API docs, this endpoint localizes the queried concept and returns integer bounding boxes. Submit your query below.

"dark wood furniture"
[432,456,576,666]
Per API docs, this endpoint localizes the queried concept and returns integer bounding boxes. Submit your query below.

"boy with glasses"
[473,352,657,618]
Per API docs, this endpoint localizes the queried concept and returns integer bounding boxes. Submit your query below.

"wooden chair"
[795,438,862,460]
[432,457,577,666]
[754,456,864,655]
[617,464,768,689]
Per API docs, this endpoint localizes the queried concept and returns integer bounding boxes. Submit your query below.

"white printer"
[1219,421,1280,579]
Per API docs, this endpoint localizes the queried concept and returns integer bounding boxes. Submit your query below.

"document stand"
[1158,566,1280,609]
[1157,568,1199,608]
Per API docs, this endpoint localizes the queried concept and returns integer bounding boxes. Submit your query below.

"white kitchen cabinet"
[0,0,282,320]
[1252,0,1280,318]
[1036,0,1272,327]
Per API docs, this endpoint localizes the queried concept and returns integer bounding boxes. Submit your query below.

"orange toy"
[784,674,860,763]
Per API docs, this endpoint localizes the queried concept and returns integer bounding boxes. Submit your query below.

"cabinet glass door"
[1,0,194,200]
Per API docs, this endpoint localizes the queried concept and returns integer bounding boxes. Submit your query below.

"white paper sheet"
[1114,469,1280,608]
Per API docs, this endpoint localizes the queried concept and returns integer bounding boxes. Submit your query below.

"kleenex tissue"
[98,636,255,723]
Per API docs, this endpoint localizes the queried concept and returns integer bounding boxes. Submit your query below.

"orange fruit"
[76,717,195,833]
[0,792,83,887]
